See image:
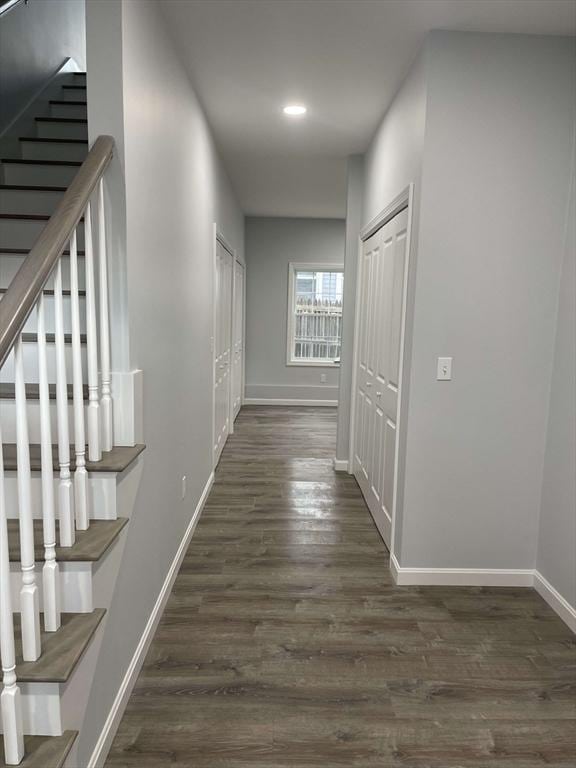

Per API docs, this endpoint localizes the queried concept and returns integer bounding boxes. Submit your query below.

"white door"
[353,207,409,547]
[214,240,233,463]
[232,259,245,420]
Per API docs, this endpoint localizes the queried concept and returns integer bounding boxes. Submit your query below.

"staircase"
[0,71,143,766]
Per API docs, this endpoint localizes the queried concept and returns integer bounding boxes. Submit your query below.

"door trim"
[233,257,246,419]
[348,183,414,561]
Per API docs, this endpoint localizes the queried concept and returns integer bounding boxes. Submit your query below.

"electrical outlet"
[320,373,327,384]
[181,475,187,499]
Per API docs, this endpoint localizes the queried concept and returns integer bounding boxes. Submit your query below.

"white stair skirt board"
[244,398,338,407]
[332,458,349,472]
[390,554,576,634]
[87,470,215,768]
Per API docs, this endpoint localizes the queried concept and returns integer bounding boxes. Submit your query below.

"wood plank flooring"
[106,406,576,767]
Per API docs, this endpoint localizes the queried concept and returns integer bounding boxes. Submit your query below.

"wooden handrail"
[0,135,114,368]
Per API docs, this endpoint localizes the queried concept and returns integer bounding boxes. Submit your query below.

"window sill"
[286,360,341,368]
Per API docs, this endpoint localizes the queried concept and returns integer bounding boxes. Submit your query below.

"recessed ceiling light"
[283,104,307,116]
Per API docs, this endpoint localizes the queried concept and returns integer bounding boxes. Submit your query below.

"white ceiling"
[160,0,576,219]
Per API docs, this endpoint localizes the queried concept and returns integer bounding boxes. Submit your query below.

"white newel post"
[0,431,25,766]
[54,259,75,547]
[70,229,89,530]
[37,296,61,632]
[85,201,101,462]
[98,179,113,452]
[14,336,41,662]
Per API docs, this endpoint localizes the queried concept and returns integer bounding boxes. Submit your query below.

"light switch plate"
[437,357,452,381]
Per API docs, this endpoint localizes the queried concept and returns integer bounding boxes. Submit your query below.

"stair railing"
[0,134,115,765]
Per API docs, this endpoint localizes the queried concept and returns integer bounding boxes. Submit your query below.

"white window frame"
[286,262,344,368]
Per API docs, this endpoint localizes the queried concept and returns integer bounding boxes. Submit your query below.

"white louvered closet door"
[353,208,409,547]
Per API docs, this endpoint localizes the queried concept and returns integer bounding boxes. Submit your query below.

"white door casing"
[232,259,245,419]
[351,193,411,550]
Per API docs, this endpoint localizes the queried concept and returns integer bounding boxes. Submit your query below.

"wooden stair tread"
[21,332,87,343]
[0,247,85,255]
[0,184,67,192]
[7,518,128,563]
[35,117,88,124]
[2,442,145,472]
[0,288,86,296]
[0,732,77,768]
[19,137,89,145]
[14,611,105,683]
[49,100,87,106]
[0,213,50,220]
[0,213,83,222]
[0,382,88,401]
[1,159,82,167]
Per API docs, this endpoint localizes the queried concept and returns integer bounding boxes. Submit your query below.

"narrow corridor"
[107,407,575,767]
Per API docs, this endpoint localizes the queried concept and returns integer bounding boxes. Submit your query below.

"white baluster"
[54,259,75,547]
[70,230,89,530]
[85,201,101,462]
[14,336,41,662]
[0,432,25,765]
[98,179,113,452]
[37,296,61,632]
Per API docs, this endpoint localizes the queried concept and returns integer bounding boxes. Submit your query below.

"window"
[287,263,344,366]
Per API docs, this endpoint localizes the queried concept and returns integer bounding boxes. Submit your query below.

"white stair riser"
[59,87,87,103]
[1,400,90,443]
[3,472,118,521]
[9,523,127,615]
[0,217,84,250]
[0,188,64,216]
[50,103,87,119]
[21,141,88,163]
[15,629,104,737]
[0,343,87,383]
[0,254,86,289]
[36,121,88,140]
[1,162,80,186]
[62,73,86,86]
[10,563,93,614]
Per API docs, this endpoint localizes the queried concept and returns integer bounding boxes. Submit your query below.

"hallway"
[106,407,575,767]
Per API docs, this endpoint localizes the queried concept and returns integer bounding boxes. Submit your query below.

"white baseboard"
[534,570,576,633]
[390,554,575,633]
[87,471,215,768]
[244,398,338,407]
[390,553,534,587]
[333,458,349,472]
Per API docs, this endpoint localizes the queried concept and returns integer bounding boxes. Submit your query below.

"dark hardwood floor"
[106,406,576,767]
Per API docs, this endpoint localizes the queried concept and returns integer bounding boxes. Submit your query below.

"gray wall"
[345,31,575,610]
[336,44,429,512]
[77,1,244,764]
[398,32,575,572]
[335,155,363,460]
[245,217,345,402]
[537,143,575,607]
[0,0,86,134]
[336,45,428,464]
